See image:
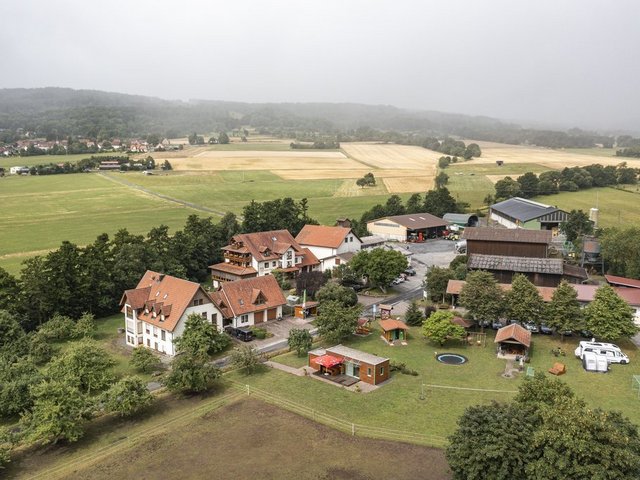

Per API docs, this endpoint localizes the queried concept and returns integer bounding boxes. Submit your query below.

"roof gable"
[228,230,302,261]
[296,225,358,249]
[491,197,564,222]
[494,324,531,348]
[214,275,286,316]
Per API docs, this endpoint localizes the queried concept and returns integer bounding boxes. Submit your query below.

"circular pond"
[436,353,468,365]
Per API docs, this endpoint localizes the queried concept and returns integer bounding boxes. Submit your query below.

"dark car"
[492,320,505,330]
[539,324,554,335]
[224,326,254,342]
[523,322,540,333]
[578,329,594,339]
[404,267,416,276]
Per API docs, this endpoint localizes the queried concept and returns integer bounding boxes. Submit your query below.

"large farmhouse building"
[295,225,361,272]
[463,227,552,258]
[489,197,568,233]
[209,229,319,287]
[121,271,222,356]
[366,213,448,242]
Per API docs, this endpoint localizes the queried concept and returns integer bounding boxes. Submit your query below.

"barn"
[366,213,448,242]
[489,197,568,233]
[463,227,552,258]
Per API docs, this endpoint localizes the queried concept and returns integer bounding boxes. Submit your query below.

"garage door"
[254,310,265,324]
[267,308,277,320]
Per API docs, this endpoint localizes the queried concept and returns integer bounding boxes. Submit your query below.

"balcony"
[224,252,251,263]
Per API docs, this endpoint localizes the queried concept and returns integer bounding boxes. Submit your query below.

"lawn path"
[97,173,238,219]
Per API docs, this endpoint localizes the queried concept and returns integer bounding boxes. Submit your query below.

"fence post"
[352,423,355,436]
[246,384,250,396]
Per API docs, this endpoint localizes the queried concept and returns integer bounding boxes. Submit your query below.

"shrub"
[38,314,75,341]
[102,376,153,417]
[251,327,268,340]
[74,313,96,338]
[130,346,160,374]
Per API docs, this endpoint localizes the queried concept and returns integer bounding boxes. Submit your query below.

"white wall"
[490,211,518,229]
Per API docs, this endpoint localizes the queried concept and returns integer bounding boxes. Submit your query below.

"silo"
[589,208,599,228]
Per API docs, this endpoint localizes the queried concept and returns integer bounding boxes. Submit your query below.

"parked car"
[578,329,594,338]
[390,277,404,286]
[523,322,540,333]
[224,326,254,342]
[539,324,554,335]
[491,320,505,330]
[404,267,416,276]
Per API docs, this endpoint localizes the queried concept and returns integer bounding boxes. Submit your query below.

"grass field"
[9,397,451,480]
[0,152,118,169]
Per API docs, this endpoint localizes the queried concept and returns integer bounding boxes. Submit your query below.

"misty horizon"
[2,0,639,132]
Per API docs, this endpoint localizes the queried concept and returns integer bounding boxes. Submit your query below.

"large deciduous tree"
[164,354,221,394]
[316,282,358,307]
[600,227,640,279]
[287,328,313,356]
[560,209,594,242]
[130,346,160,373]
[494,176,521,200]
[423,266,454,303]
[423,187,459,217]
[174,313,230,357]
[230,345,264,374]
[0,357,42,417]
[315,301,359,344]
[46,340,115,394]
[585,285,638,341]
[503,274,545,325]
[102,376,153,417]
[349,249,407,293]
[459,271,504,327]
[544,280,583,342]
[422,310,466,346]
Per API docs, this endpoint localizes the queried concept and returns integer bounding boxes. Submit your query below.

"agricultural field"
[9,397,450,480]
[0,152,119,169]
[2,139,639,275]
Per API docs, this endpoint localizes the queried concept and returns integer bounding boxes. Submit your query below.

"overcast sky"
[2,0,639,131]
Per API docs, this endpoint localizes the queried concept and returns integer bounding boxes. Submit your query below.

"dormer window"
[155,291,160,297]
[239,299,244,306]
[144,308,149,314]
[152,312,157,318]
[160,314,165,321]
[163,294,168,299]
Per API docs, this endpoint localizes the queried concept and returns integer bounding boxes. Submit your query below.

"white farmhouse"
[121,271,223,356]
[295,225,362,272]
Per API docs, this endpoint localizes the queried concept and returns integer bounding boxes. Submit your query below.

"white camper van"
[582,351,608,373]
[574,341,629,364]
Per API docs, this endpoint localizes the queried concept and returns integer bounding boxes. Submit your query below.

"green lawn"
[0,152,119,169]
[445,173,495,210]
[244,324,640,440]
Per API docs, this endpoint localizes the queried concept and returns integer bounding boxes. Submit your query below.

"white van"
[574,341,629,364]
[582,351,609,373]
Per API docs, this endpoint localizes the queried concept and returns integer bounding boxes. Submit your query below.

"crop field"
[0,152,119,169]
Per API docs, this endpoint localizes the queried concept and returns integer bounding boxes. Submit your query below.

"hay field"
[342,142,442,169]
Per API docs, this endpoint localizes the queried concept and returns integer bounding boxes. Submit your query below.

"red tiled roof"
[296,225,355,249]
[120,270,207,332]
[379,319,409,331]
[211,275,286,316]
[447,279,596,303]
[606,275,640,289]
[227,230,302,262]
[494,323,531,348]
[209,262,257,276]
[298,248,320,268]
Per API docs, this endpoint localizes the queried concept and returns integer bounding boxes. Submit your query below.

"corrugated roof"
[368,213,448,230]
[606,275,640,289]
[490,197,563,222]
[463,227,551,244]
[296,225,357,249]
[327,345,388,366]
[494,323,531,348]
[443,213,478,225]
[613,287,640,306]
[468,254,564,274]
[563,263,588,280]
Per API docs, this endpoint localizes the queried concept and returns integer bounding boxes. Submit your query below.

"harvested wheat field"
[59,398,451,480]
[383,175,434,193]
[466,140,639,169]
[343,142,442,170]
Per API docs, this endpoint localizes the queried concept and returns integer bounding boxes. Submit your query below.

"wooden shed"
[495,324,531,359]
[308,345,390,385]
[379,319,409,343]
[294,301,319,319]
[379,304,393,319]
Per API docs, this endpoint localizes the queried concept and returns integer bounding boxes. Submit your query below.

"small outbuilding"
[294,301,319,319]
[379,319,409,343]
[308,345,390,385]
[495,323,531,359]
[378,304,393,319]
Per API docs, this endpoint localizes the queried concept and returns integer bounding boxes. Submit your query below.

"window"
[193,298,203,307]
[240,314,249,323]
[380,366,385,376]
[286,251,292,259]
[147,339,151,347]
[161,330,166,341]
[201,312,208,320]
[264,262,269,268]
[367,367,372,377]
[335,258,341,265]
[272,261,277,267]
[160,314,165,322]
[212,313,218,323]
[126,306,133,318]
[146,327,150,335]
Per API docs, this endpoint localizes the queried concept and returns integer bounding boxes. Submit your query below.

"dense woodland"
[0,88,634,149]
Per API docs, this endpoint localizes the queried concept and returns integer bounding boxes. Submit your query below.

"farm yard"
[1,138,640,274]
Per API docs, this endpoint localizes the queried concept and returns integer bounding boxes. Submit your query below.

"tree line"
[493,163,638,200]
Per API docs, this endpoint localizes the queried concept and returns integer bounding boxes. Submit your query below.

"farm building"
[121,271,222,356]
[379,319,409,344]
[360,235,386,250]
[295,224,362,272]
[605,274,640,289]
[489,197,568,233]
[495,324,531,359]
[308,345,390,386]
[467,253,587,287]
[443,213,479,227]
[366,213,448,242]
[209,230,319,287]
[99,161,121,171]
[463,227,552,258]
[209,275,286,330]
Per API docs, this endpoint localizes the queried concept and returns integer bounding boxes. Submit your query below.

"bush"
[288,328,313,356]
[102,376,153,417]
[230,345,264,374]
[74,313,96,338]
[251,327,268,340]
[164,354,220,394]
[28,332,54,364]
[130,346,160,374]
[389,360,419,376]
[38,314,75,341]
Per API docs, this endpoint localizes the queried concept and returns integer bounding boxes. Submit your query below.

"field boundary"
[23,390,244,480]
[230,381,448,448]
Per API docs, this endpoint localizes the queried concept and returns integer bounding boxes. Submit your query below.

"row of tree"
[456,272,637,342]
[493,163,638,200]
